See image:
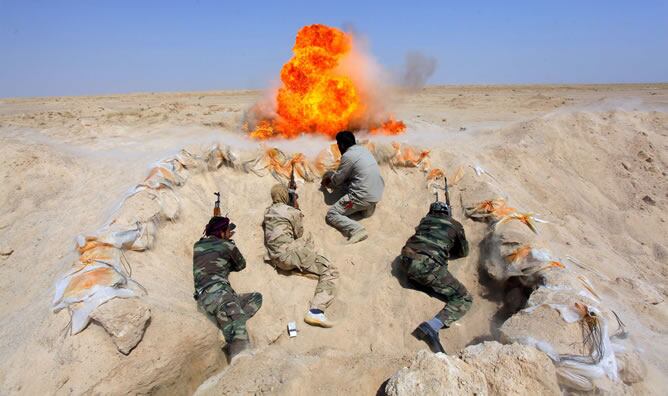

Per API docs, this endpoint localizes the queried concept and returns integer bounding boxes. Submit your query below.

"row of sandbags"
[51,140,446,337]
[52,154,190,334]
[454,167,632,392]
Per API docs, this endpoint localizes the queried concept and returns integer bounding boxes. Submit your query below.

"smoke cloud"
[400,51,437,90]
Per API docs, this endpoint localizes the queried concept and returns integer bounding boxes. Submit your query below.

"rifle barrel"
[444,176,451,207]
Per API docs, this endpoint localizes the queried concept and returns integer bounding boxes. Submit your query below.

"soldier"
[263,183,339,327]
[193,216,262,363]
[321,131,384,244]
[399,200,471,354]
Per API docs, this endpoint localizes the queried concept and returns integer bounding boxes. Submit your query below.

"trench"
[179,166,510,394]
[63,142,534,394]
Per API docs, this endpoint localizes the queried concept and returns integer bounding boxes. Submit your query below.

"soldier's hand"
[321,174,332,188]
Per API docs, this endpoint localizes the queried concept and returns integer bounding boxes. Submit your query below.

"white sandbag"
[70,287,136,334]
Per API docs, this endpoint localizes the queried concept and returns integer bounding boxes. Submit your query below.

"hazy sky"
[1,0,667,97]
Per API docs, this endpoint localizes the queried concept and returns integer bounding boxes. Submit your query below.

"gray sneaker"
[226,339,251,364]
[347,230,368,244]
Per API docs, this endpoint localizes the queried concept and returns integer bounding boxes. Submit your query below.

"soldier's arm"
[330,153,354,187]
[449,222,469,260]
[291,210,304,239]
[230,245,247,272]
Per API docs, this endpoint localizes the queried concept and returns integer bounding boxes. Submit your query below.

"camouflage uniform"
[400,213,471,327]
[263,202,338,310]
[193,236,262,343]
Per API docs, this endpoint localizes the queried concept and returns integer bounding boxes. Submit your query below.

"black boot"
[413,321,446,354]
[226,339,251,364]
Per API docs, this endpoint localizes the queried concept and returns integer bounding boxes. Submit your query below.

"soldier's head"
[270,183,289,205]
[205,216,236,239]
[335,130,356,154]
[429,201,451,217]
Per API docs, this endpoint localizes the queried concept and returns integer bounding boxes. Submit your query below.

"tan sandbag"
[173,149,206,173]
[206,143,235,170]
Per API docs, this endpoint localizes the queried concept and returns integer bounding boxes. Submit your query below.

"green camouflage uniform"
[193,236,262,343]
[400,212,471,327]
[263,202,338,310]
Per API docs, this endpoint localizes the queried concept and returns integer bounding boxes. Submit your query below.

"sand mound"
[385,349,488,395]
[385,342,560,396]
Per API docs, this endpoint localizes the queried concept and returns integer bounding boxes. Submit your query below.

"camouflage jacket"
[192,236,246,290]
[263,203,304,259]
[402,213,469,265]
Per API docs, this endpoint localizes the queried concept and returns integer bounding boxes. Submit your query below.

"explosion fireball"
[247,24,406,139]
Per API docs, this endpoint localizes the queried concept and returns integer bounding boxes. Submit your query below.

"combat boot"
[414,321,446,354]
[226,339,251,364]
[347,229,368,244]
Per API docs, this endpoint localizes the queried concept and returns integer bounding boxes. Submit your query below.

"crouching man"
[263,184,339,327]
[400,200,472,353]
[321,131,384,244]
[193,216,262,363]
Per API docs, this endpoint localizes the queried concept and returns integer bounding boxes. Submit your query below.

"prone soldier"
[399,180,471,353]
[263,183,339,327]
[193,215,262,363]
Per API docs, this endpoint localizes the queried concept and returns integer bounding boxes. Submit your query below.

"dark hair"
[335,130,356,153]
[204,216,230,236]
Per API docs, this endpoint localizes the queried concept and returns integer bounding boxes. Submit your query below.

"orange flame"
[248,24,405,139]
[370,117,406,135]
[499,212,538,234]
[427,168,445,181]
[263,148,311,180]
[548,261,565,269]
[471,199,516,219]
[391,142,430,167]
[505,245,532,263]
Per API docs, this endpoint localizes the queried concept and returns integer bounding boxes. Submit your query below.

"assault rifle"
[213,192,221,217]
[288,163,299,209]
[433,176,452,216]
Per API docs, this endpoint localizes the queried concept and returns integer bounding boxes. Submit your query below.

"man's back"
[403,213,469,264]
[263,202,303,258]
[193,236,245,289]
[331,145,384,203]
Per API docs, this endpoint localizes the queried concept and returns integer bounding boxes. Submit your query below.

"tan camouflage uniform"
[263,185,338,310]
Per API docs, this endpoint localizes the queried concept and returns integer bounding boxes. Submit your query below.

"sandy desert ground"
[0,84,666,394]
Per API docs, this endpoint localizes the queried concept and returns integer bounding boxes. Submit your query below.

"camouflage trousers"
[272,240,339,311]
[198,283,262,343]
[326,193,377,237]
[401,254,472,327]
